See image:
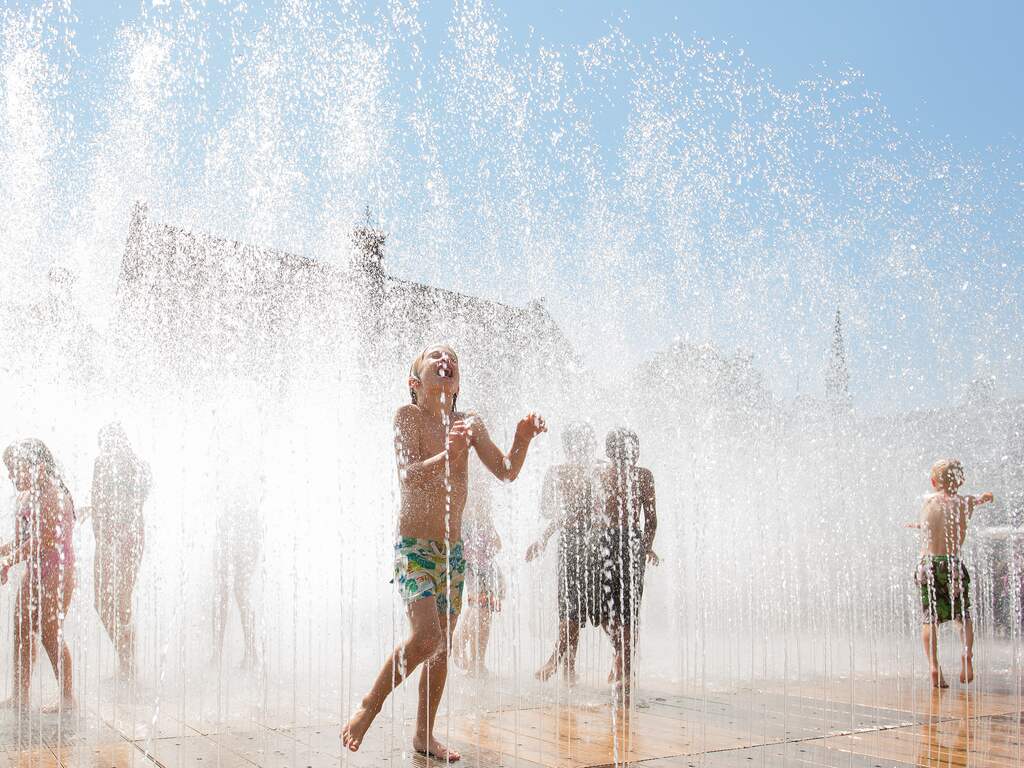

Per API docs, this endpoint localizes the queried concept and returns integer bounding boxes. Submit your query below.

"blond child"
[341,345,545,761]
[909,459,993,688]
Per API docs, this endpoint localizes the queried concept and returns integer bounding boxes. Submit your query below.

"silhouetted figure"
[598,428,658,704]
[1,439,77,711]
[526,422,603,683]
[453,473,505,675]
[91,423,150,677]
[211,447,264,671]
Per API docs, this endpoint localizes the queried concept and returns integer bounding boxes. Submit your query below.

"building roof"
[115,203,578,409]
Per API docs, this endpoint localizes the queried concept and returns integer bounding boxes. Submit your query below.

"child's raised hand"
[979,492,994,504]
[516,413,547,441]
[446,420,471,458]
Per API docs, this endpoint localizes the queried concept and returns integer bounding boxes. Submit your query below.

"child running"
[598,428,657,704]
[909,459,993,688]
[341,344,546,761]
[0,439,77,712]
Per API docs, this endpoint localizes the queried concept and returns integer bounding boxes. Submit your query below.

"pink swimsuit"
[18,494,75,579]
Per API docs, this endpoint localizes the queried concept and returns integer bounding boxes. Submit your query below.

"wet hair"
[408,344,458,412]
[562,421,596,460]
[930,458,965,493]
[605,427,640,466]
[98,421,129,450]
[3,438,73,500]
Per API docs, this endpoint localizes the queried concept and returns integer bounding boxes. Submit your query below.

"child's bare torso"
[397,408,470,540]
[553,463,601,526]
[919,492,972,557]
[602,465,654,530]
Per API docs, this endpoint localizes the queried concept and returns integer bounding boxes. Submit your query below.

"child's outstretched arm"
[526,466,560,560]
[470,413,547,483]
[966,492,995,518]
[393,405,470,486]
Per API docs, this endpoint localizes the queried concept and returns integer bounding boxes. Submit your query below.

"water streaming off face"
[0,1,1022,763]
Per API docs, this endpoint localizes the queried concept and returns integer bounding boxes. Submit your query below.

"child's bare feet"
[534,658,557,682]
[413,735,461,763]
[608,656,622,684]
[931,666,948,689]
[42,696,76,714]
[341,704,377,752]
[0,696,29,712]
[960,656,974,684]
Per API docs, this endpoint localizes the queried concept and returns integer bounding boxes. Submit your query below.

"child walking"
[341,345,545,761]
[1,439,77,712]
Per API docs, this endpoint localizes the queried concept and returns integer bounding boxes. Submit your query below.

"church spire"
[825,308,851,413]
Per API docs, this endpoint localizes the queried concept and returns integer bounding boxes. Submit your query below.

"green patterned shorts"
[915,554,971,624]
[394,537,466,615]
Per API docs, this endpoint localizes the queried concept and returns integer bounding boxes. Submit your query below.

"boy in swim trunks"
[341,344,546,761]
[526,421,604,683]
[598,428,658,704]
[908,459,993,688]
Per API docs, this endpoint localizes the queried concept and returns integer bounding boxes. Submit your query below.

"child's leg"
[605,622,621,684]
[95,544,119,652]
[921,623,946,688]
[563,621,580,679]
[211,542,231,664]
[115,544,142,675]
[234,539,259,667]
[413,609,460,761]
[604,621,633,702]
[2,577,38,707]
[957,617,974,684]
[40,567,76,710]
[341,598,444,751]
[473,605,493,672]
[535,620,578,681]
[452,601,475,670]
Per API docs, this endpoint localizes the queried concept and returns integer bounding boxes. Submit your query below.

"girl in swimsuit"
[0,439,77,711]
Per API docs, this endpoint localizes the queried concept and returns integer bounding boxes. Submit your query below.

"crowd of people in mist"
[0,340,1005,764]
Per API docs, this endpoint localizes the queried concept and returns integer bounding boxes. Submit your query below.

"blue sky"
[4,1,1022,408]
[64,0,1021,150]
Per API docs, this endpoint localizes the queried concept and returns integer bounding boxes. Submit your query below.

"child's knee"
[407,626,443,659]
[40,633,61,657]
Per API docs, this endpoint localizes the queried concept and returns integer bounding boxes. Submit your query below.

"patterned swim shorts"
[394,537,466,615]
[915,554,971,624]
